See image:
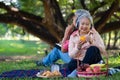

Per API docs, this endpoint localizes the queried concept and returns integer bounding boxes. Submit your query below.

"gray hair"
[75,9,90,17]
[75,9,93,28]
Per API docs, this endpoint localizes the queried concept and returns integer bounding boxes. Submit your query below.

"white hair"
[75,9,93,28]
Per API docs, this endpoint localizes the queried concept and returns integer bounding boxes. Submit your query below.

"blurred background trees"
[0,0,120,49]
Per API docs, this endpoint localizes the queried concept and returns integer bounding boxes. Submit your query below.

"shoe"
[108,68,120,76]
[36,61,44,66]
[67,69,77,78]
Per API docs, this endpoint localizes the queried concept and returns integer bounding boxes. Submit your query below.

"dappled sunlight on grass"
[108,56,120,67]
[0,40,49,56]
[36,41,41,44]
[10,43,24,48]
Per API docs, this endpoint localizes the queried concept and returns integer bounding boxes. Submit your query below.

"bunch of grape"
[77,63,90,72]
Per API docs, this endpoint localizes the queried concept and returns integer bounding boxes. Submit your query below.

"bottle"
[98,60,105,64]
[51,64,60,72]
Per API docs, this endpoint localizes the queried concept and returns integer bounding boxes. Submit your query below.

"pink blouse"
[68,29,106,61]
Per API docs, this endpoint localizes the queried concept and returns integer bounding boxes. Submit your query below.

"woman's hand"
[86,35,93,44]
[77,40,84,50]
[87,30,94,44]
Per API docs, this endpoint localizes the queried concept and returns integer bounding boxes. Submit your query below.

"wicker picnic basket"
[77,53,108,78]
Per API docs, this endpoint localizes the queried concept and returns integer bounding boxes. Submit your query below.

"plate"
[36,71,62,78]
[36,73,49,78]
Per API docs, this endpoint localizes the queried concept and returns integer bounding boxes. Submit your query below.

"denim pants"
[67,46,103,73]
[42,47,71,66]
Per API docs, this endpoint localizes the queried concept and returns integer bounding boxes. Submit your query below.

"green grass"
[0,40,49,56]
[0,56,120,80]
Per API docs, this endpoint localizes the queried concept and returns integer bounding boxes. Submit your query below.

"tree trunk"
[107,32,111,49]
[112,30,119,49]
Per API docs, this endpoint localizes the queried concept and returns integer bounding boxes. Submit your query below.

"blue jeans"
[42,47,71,66]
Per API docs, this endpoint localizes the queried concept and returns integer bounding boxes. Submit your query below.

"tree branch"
[79,0,88,10]
[95,0,119,32]
[0,2,43,24]
[100,21,120,34]
[42,0,65,40]
[90,1,107,15]
[0,13,58,46]
[0,1,64,45]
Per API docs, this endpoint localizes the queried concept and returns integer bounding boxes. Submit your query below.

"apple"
[86,67,93,73]
[93,66,101,73]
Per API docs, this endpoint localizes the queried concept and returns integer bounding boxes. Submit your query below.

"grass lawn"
[0,56,120,80]
[0,40,120,80]
[0,40,49,56]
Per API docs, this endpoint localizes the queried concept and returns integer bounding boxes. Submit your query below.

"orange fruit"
[80,36,86,42]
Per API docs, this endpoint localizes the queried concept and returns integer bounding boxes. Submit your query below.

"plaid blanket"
[0,69,40,78]
[0,69,71,78]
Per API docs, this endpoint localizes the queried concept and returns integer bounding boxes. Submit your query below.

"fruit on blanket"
[86,67,93,72]
[80,36,86,42]
[85,64,107,73]
[90,64,106,68]
[85,66,101,73]
[77,63,90,71]
[93,66,101,73]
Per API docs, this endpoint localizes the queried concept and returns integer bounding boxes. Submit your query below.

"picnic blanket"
[0,69,40,78]
[0,68,71,78]
[0,67,120,78]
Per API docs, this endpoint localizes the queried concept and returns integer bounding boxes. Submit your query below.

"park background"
[0,0,120,80]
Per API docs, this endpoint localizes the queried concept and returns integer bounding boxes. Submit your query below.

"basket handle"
[105,52,109,76]
[77,51,81,70]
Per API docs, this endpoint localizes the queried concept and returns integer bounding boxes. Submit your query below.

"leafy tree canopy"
[0,0,120,46]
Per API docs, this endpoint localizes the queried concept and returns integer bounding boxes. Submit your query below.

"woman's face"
[78,17,91,34]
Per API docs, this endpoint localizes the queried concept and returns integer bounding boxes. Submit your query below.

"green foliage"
[0,8,7,14]
[9,25,25,35]
[0,24,7,36]
[108,56,120,67]
[0,24,26,36]
[19,0,44,16]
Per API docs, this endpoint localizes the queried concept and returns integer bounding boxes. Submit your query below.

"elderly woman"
[67,9,107,77]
